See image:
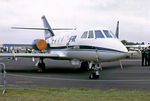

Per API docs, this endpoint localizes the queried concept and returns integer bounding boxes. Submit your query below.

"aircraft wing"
[0,53,62,58]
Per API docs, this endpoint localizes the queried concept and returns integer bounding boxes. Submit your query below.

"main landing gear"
[37,58,45,72]
[89,64,100,79]
[80,62,89,71]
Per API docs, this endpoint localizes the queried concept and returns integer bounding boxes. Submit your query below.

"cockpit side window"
[103,30,112,38]
[95,30,105,38]
[81,31,88,38]
[110,30,117,38]
[88,31,94,38]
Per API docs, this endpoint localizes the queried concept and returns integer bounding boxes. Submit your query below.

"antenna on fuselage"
[115,21,119,38]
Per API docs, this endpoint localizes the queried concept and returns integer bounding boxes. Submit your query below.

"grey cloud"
[0,0,150,44]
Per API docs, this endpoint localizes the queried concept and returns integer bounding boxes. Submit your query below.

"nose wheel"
[89,64,100,79]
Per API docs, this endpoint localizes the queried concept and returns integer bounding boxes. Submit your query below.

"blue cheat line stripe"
[50,45,127,53]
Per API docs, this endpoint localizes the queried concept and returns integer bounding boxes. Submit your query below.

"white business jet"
[0,16,128,79]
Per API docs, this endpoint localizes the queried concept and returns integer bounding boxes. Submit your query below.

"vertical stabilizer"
[115,21,119,38]
[41,15,55,40]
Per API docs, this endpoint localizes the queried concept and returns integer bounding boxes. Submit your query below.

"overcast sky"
[0,0,150,44]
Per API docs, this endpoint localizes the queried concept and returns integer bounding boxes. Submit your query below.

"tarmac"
[1,56,150,91]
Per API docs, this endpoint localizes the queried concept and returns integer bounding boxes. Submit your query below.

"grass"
[1,88,150,101]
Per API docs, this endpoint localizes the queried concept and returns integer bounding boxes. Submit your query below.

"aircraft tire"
[37,62,45,72]
[89,73,94,79]
[89,73,99,79]
[80,62,89,71]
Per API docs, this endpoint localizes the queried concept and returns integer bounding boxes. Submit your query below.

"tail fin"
[12,16,75,40]
[115,21,119,38]
[41,15,55,40]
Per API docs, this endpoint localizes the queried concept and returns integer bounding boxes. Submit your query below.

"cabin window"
[88,31,94,38]
[81,31,88,38]
[95,30,105,38]
[61,37,64,42]
[103,30,112,38]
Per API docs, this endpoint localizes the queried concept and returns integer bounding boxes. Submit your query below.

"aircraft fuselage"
[48,29,128,62]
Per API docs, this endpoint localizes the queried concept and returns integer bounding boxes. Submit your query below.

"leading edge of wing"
[0,53,61,58]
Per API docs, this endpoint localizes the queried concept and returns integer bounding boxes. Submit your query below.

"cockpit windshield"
[103,30,112,38]
[88,31,94,38]
[81,30,116,39]
[110,30,117,38]
[95,30,105,38]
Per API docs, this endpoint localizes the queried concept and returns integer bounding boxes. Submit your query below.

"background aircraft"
[0,16,128,79]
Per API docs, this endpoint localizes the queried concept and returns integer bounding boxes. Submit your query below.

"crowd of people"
[141,47,150,66]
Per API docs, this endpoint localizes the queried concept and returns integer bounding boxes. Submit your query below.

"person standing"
[148,47,150,66]
[141,48,146,66]
[145,48,149,66]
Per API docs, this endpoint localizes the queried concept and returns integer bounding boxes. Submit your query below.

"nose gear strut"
[89,64,100,79]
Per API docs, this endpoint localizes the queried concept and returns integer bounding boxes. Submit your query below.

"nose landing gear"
[89,64,100,79]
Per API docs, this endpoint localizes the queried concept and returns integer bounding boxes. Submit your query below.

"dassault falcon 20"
[0,16,128,79]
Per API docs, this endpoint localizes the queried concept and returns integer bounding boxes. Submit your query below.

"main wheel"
[89,73,99,79]
[95,75,99,79]
[37,62,45,72]
[89,73,95,79]
[80,62,89,71]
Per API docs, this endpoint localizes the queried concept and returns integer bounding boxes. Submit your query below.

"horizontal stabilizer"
[11,15,76,40]
[52,27,77,30]
[11,27,49,30]
[11,27,76,30]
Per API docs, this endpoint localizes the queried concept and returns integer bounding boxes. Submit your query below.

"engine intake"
[33,39,47,50]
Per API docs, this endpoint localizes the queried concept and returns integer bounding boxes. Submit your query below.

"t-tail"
[11,16,55,41]
[12,15,76,40]
[41,15,55,40]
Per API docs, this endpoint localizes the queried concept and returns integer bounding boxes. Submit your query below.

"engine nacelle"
[33,39,47,50]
